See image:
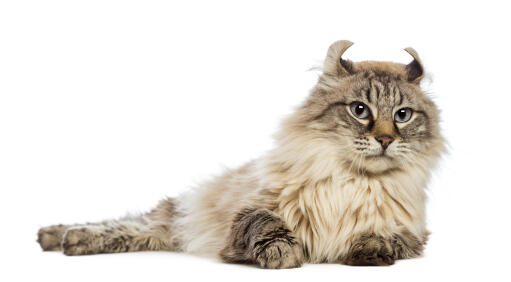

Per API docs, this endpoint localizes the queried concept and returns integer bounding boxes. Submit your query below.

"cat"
[37,40,445,268]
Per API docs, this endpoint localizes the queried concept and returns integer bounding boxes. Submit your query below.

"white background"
[1,1,510,281]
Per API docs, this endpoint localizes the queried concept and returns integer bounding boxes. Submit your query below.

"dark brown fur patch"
[342,230,424,266]
[220,208,304,269]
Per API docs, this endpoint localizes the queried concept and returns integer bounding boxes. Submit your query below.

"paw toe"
[37,225,67,251]
[256,241,304,269]
[344,248,395,266]
[62,228,98,256]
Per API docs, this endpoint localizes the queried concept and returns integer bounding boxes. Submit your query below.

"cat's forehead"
[353,61,408,80]
[347,72,416,103]
[312,60,428,112]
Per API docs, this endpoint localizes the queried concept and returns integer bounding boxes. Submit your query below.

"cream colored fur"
[174,125,439,263]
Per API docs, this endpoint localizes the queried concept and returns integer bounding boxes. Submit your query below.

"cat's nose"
[375,135,394,150]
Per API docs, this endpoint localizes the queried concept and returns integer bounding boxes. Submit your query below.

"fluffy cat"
[37,40,444,268]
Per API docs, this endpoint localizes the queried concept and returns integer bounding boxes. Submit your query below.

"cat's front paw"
[37,224,68,251]
[62,227,101,256]
[343,234,395,266]
[255,240,304,269]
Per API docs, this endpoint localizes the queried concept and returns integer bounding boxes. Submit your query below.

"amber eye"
[394,108,413,123]
[349,102,371,119]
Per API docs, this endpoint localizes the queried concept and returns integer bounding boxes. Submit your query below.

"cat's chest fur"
[274,168,428,263]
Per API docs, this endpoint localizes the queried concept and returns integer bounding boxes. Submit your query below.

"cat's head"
[286,40,444,175]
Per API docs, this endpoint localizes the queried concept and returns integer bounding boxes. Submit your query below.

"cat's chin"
[361,155,399,174]
[341,154,399,175]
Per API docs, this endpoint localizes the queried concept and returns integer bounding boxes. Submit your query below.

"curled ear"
[404,47,425,83]
[323,40,354,77]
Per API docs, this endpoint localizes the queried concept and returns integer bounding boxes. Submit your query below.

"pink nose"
[375,135,394,150]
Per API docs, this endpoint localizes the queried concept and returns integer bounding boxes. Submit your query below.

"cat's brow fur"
[38,40,445,268]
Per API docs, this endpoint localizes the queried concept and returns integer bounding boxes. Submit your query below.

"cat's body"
[38,40,444,268]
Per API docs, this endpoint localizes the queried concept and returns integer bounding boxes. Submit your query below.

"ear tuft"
[404,47,425,83]
[323,40,354,77]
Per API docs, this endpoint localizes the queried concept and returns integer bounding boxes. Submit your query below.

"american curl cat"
[37,40,445,268]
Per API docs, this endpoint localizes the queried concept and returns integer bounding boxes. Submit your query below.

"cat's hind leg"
[37,197,179,256]
[61,216,175,256]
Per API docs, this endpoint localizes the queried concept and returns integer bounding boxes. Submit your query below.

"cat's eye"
[394,108,413,123]
[349,102,371,119]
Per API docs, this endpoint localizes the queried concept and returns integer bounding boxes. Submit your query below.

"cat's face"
[296,41,444,174]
